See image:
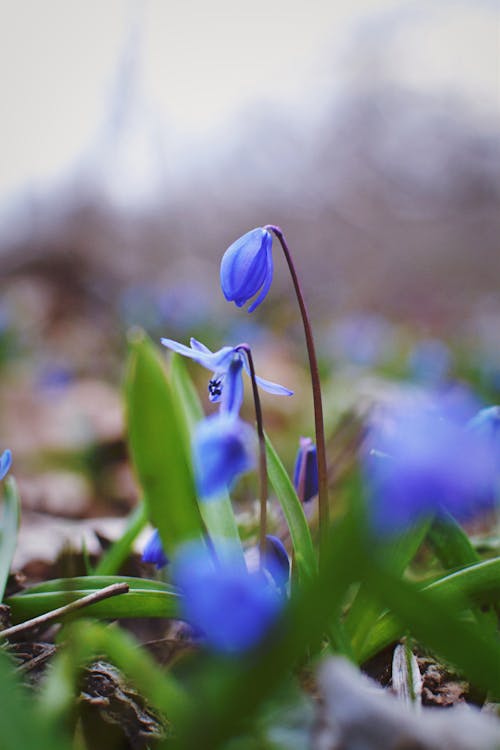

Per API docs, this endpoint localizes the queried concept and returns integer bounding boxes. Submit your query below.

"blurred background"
[0,0,499,566]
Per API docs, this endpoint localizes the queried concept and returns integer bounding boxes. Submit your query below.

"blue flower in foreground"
[142,529,169,569]
[363,398,497,535]
[193,413,256,499]
[220,227,273,313]
[161,336,292,413]
[174,541,283,653]
[293,437,318,503]
[0,450,12,481]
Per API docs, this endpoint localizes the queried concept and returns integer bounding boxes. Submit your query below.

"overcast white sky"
[0,0,498,203]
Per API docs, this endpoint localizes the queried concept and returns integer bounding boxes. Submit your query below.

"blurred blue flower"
[363,398,497,535]
[142,529,169,569]
[220,227,273,313]
[193,413,256,498]
[468,406,500,473]
[264,535,291,592]
[293,437,318,503]
[0,450,11,481]
[408,339,452,386]
[330,314,396,368]
[174,541,283,653]
[161,336,292,413]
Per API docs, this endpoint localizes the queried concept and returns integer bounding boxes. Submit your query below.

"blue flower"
[293,437,318,503]
[220,227,273,313]
[142,529,169,569]
[363,398,497,535]
[193,413,256,499]
[0,450,12,481]
[161,336,292,413]
[174,541,283,653]
[264,535,291,591]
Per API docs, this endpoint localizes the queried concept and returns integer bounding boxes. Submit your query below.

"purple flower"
[220,227,274,313]
[0,450,12,481]
[193,413,256,499]
[174,541,283,653]
[363,398,497,535]
[142,529,169,569]
[293,437,318,503]
[161,336,292,414]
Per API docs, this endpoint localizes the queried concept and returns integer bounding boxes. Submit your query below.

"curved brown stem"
[264,225,329,565]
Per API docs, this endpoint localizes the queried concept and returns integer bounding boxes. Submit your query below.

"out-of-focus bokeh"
[0,0,499,564]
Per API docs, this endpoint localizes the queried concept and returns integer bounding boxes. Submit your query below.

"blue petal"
[221,228,271,305]
[190,337,211,354]
[247,232,274,313]
[0,450,11,481]
[161,337,233,372]
[220,358,244,416]
[142,529,169,569]
[241,357,293,397]
[193,414,256,499]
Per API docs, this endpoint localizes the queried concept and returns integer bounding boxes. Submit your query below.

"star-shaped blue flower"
[220,227,273,313]
[161,336,292,415]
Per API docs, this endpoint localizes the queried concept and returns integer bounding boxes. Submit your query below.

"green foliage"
[0,477,20,602]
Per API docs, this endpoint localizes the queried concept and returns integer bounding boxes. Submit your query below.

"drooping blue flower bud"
[142,528,169,569]
[0,450,12,481]
[174,541,282,653]
[220,228,273,313]
[293,437,318,503]
[193,413,256,499]
[264,534,290,591]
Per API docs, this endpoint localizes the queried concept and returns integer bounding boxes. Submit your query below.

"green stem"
[265,225,329,564]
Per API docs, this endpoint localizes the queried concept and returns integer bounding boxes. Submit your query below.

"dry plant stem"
[0,582,130,640]
[265,225,329,564]
[236,344,268,566]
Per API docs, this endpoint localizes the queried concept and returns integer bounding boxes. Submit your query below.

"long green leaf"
[360,556,500,663]
[7,576,179,621]
[427,512,480,569]
[265,434,317,582]
[0,477,20,602]
[125,330,205,557]
[94,502,149,575]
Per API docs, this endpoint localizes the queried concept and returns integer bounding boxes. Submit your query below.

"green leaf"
[125,330,205,557]
[7,576,179,622]
[94,502,149,575]
[170,352,245,567]
[360,556,500,663]
[346,519,431,660]
[265,434,317,583]
[0,477,20,602]
[0,647,71,750]
[427,511,480,569]
[359,562,500,698]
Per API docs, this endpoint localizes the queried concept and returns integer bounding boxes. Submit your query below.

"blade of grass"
[265,433,317,583]
[94,502,149,575]
[125,330,206,557]
[0,477,20,601]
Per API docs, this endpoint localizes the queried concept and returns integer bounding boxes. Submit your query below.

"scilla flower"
[363,398,497,535]
[174,541,283,653]
[193,412,256,499]
[220,227,273,313]
[0,450,12,481]
[293,437,318,503]
[161,336,292,412]
[142,529,169,569]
